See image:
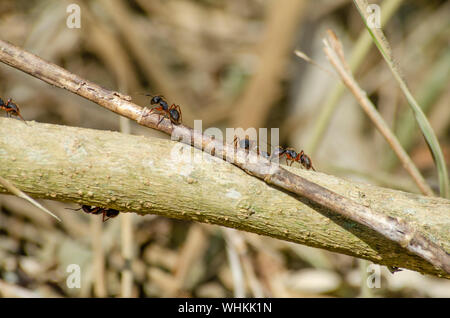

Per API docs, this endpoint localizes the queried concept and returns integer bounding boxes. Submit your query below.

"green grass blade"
[307,0,404,154]
[384,48,450,170]
[353,0,449,198]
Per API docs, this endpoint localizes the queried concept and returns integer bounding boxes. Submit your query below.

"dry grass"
[0,0,449,297]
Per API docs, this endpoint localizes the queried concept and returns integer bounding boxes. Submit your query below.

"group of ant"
[1,93,315,222]
[147,94,316,171]
[233,136,315,171]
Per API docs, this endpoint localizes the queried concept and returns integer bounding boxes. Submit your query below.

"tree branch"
[0,119,449,278]
[0,39,449,275]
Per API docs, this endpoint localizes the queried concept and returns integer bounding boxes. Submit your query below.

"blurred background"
[0,0,449,297]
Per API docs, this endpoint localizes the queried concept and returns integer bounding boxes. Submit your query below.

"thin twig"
[0,39,448,274]
[224,228,246,298]
[0,175,61,221]
[174,225,208,292]
[120,213,133,297]
[353,0,449,198]
[119,105,134,298]
[307,0,405,154]
[322,30,434,196]
[224,229,265,297]
[91,217,107,297]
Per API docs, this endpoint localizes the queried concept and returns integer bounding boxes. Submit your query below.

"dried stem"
[91,217,107,297]
[224,229,246,298]
[0,175,60,221]
[307,0,405,154]
[0,39,448,274]
[322,31,435,197]
[119,112,134,298]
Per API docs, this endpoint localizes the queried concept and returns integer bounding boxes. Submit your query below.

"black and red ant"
[146,94,182,125]
[0,97,27,124]
[233,136,316,171]
[271,146,316,171]
[66,205,120,222]
[233,136,270,159]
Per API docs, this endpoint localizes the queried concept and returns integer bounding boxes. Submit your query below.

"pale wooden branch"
[0,39,449,274]
[0,119,449,278]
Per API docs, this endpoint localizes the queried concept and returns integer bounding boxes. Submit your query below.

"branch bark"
[0,119,449,278]
[0,39,449,275]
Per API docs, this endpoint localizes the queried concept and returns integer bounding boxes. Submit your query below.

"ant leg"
[102,210,117,222]
[147,107,165,126]
[17,113,28,125]
[176,105,182,124]
[65,207,82,211]
[156,114,165,127]
[293,153,301,168]
[149,106,164,114]
[140,107,152,121]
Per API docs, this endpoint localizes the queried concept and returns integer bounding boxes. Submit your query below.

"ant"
[233,136,316,171]
[66,205,120,222]
[233,136,270,159]
[233,136,252,151]
[271,147,316,171]
[0,97,27,124]
[146,94,182,125]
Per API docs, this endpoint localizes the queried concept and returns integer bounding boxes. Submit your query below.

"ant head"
[150,95,162,105]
